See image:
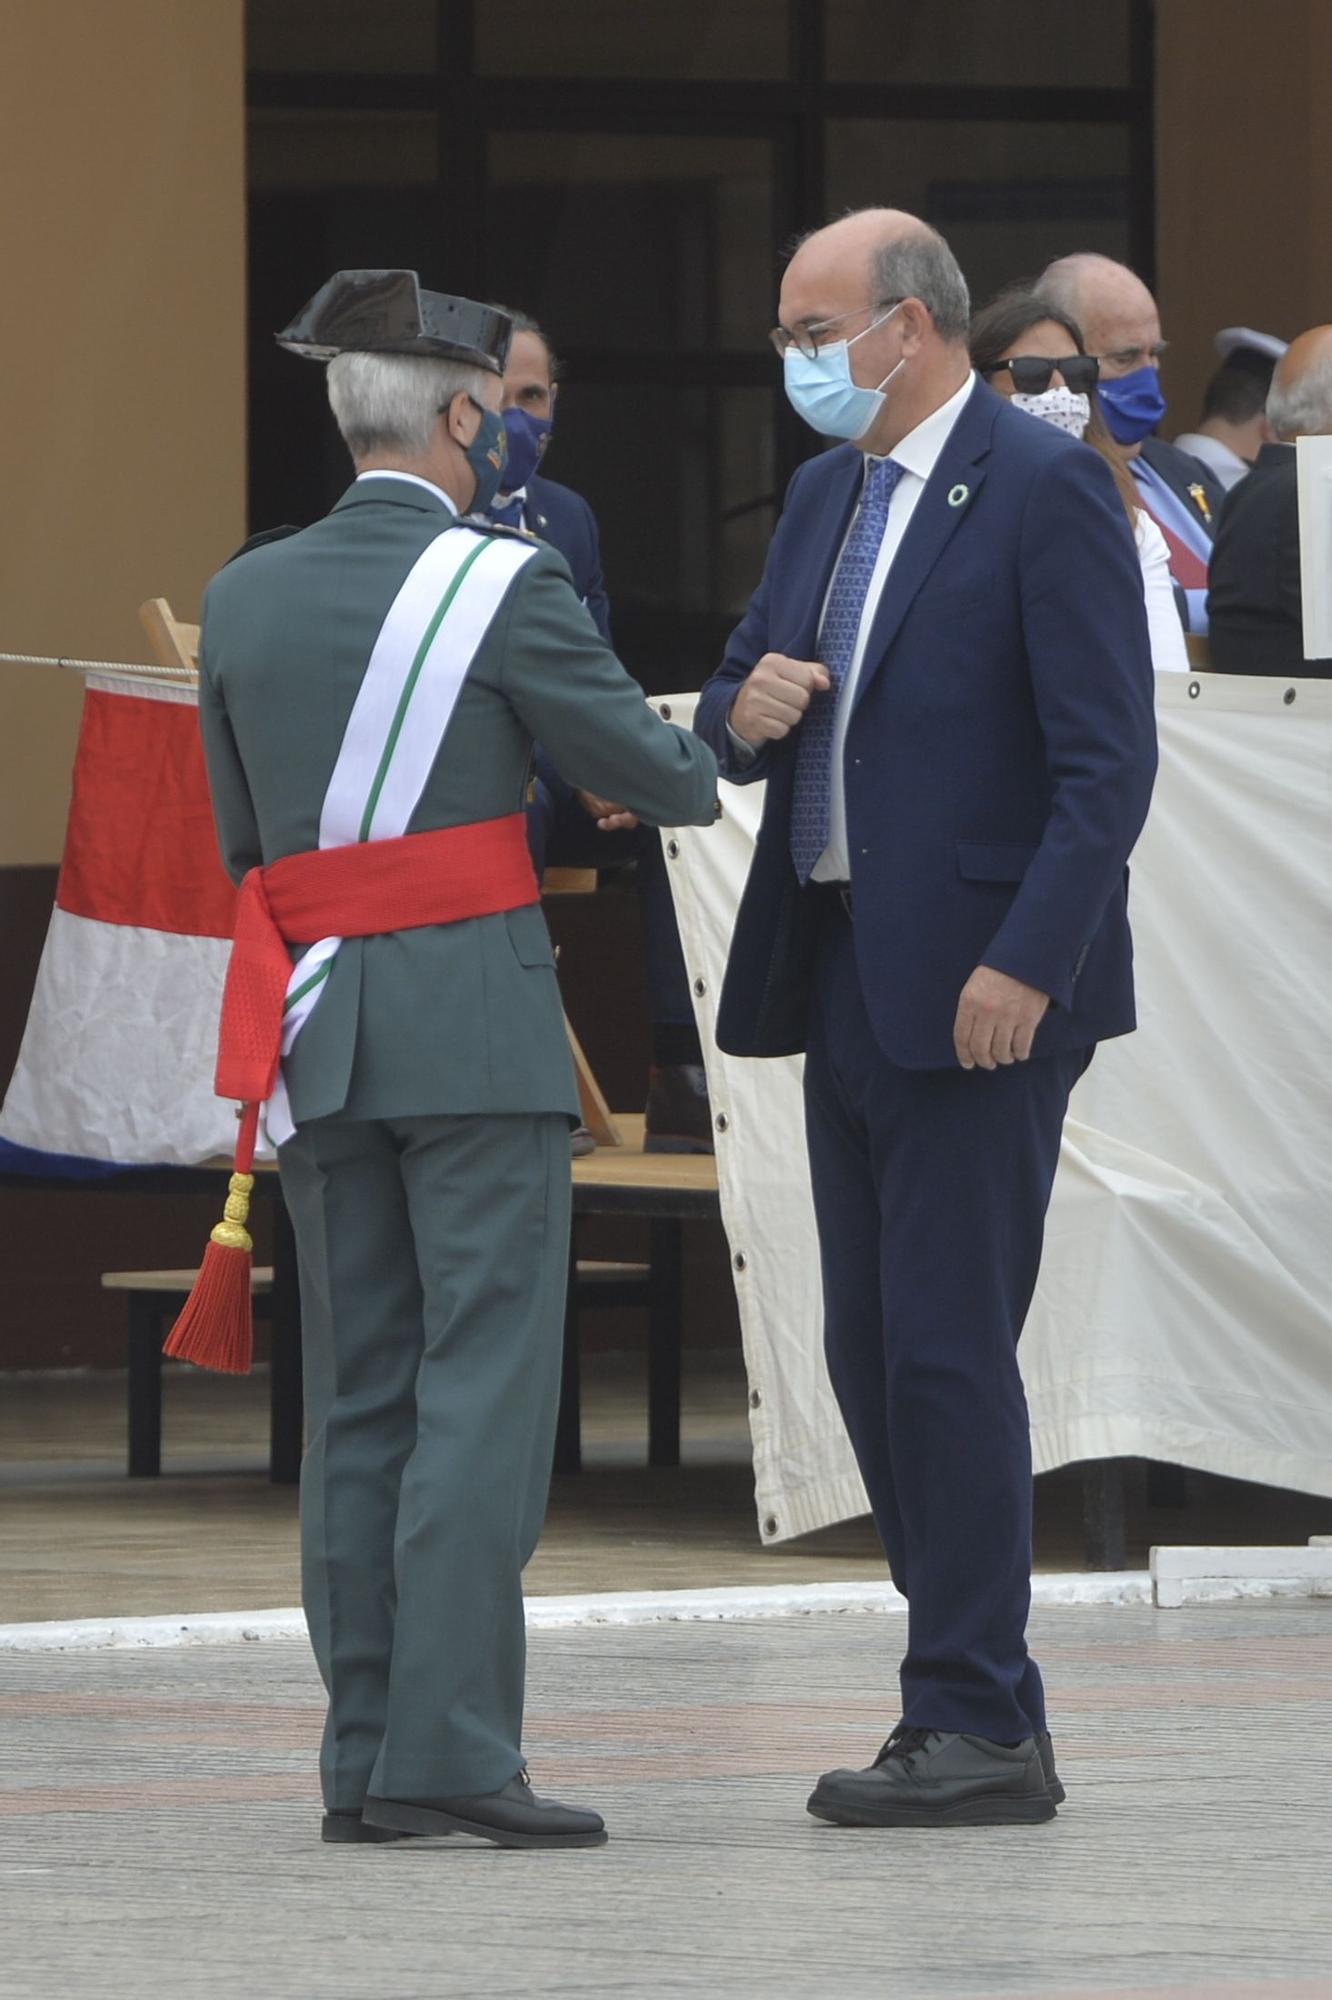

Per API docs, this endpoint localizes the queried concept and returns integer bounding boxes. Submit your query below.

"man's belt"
[166,811,538,1376]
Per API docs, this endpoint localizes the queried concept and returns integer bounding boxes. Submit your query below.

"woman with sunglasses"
[970,292,1187,676]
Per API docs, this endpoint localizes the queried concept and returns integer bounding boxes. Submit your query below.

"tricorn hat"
[276,270,512,374]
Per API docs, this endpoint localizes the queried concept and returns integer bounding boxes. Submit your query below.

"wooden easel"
[140,597,624,1149]
[140,598,200,674]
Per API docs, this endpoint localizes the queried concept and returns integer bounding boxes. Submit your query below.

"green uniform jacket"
[198,476,719,1127]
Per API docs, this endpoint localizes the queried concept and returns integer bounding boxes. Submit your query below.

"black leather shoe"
[363,1772,607,1849]
[320,1809,415,1845]
[807,1727,1057,1828]
[1038,1730,1066,1805]
[644,1063,713,1154]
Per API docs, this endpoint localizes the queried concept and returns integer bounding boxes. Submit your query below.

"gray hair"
[1266,351,1332,440]
[870,226,971,344]
[326,351,488,459]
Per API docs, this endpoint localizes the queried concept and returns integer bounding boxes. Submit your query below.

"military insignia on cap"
[947,483,970,509]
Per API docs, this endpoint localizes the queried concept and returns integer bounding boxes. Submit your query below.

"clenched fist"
[730,653,832,746]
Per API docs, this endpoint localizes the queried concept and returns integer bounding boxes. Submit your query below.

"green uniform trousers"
[277,1110,571,1809]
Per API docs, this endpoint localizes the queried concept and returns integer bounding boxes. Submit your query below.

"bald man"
[697,212,1157,1829]
[1209,324,1332,678]
[1036,254,1225,633]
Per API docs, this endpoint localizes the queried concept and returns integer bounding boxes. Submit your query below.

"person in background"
[1175,328,1285,492]
[697,210,1156,1831]
[970,290,1188,675]
[1208,324,1332,678]
[490,309,713,1154]
[1036,254,1224,633]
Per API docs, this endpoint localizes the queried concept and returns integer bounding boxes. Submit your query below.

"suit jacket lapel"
[851,380,997,711]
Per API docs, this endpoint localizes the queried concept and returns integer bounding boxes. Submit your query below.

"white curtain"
[654,674,1332,1543]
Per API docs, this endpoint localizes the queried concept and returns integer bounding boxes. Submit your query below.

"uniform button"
[693,977,707,997]
[749,1389,762,1409]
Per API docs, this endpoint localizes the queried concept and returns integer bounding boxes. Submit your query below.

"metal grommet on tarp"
[1284,687,1298,705]
[1188,681,1201,699]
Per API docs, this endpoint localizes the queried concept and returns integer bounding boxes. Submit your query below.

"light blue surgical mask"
[783,303,906,441]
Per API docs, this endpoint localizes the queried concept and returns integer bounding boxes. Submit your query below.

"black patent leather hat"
[276,270,512,373]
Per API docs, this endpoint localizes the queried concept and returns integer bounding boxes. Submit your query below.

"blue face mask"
[783,303,906,441]
[499,406,553,493]
[462,398,508,513]
[1097,364,1168,446]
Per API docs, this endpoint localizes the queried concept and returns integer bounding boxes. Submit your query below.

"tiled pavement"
[2,1602,1331,2000]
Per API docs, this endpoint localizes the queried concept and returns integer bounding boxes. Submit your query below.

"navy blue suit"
[510,471,693,1032]
[696,380,1157,1741]
[522,473,611,643]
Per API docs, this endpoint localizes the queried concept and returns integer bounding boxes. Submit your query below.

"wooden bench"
[100,1266,298,1481]
[102,1244,667,1487]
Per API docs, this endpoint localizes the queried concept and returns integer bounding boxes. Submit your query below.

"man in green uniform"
[196,270,718,1850]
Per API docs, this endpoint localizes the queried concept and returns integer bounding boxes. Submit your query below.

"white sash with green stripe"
[265,523,539,1146]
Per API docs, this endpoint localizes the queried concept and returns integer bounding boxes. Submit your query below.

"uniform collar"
[347,470,458,513]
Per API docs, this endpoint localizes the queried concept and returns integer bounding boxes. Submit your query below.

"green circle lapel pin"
[947,483,970,509]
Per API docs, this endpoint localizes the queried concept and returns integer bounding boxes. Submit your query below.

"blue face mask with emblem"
[1097,364,1168,446]
[462,398,508,513]
[500,406,553,492]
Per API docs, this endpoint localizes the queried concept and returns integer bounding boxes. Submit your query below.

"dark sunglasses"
[986,354,1100,395]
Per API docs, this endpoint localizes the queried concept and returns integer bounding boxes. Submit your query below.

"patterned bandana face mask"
[1011,387,1092,439]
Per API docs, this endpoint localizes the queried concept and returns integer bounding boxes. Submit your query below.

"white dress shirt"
[354,468,458,514]
[1173,431,1251,493]
[811,372,975,881]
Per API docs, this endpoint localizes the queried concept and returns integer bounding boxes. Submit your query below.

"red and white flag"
[0,673,239,1168]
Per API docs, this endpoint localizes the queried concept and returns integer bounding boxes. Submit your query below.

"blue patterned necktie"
[790,456,906,883]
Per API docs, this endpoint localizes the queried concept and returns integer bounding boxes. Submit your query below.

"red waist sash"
[216,812,539,1107]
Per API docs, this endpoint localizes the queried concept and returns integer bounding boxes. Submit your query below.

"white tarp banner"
[652,675,1332,1543]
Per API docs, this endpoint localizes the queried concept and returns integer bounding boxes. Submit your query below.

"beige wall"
[1156,0,1332,433]
[0,1,246,865]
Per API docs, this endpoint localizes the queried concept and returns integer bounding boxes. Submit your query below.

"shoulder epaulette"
[457,512,542,544]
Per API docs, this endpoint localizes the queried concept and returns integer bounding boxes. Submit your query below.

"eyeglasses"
[984,354,1100,396]
[769,301,902,362]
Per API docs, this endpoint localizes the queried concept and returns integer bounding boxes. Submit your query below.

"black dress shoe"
[643,1063,714,1154]
[807,1727,1057,1828]
[363,1772,607,1849]
[320,1809,415,1845]
[1037,1730,1065,1805]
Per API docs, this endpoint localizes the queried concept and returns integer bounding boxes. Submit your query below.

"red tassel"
[164,1103,260,1375]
